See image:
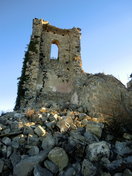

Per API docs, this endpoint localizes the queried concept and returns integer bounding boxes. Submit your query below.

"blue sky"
[0,0,132,111]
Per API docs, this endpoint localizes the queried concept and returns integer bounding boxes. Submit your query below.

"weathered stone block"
[48,147,69,171]
[86,141,110,161]
[34,125,46,137]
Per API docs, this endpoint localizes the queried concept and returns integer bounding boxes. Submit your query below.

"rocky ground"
[0,107,132,176]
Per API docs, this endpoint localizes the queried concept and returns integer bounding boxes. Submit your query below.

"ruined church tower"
[15,18,83,110]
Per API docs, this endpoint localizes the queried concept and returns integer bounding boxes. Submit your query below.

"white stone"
[71,92,78,105]
[57,116,74,132]
[87,141,110,161]
[14,113,25,118]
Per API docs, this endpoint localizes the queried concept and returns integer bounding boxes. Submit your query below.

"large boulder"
[115,141,132,157]
[13,150,49,176]
[48,147,69,171]
[81,159,96,176]
[34,164,53,176]
[76,74,132,118]
[41,134,55,150]
[106,156,132,172]
[86,141,110,161]
[85,121,104,138]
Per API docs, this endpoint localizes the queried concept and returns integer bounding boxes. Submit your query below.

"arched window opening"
[50,44,59,60]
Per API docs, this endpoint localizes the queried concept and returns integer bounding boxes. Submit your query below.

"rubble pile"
[0,107,132,176]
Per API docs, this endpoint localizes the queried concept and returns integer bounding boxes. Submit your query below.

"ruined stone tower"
[15,18,132,119]
[15,18,83,110]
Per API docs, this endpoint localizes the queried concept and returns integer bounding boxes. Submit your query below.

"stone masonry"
[15,18,132,118]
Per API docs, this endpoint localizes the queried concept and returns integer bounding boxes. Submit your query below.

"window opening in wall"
[50,44,59,60]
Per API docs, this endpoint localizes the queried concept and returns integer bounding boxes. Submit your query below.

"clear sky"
[0,0,132,112]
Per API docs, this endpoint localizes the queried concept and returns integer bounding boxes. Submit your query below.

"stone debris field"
[0,107,132,176]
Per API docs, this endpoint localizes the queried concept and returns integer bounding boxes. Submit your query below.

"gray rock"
[45,121,56,129]
[106,134,114,141]
[23,126,34,135]
[14,113,25,119]
[2,137,11,145]
[81,118,89,126]
[78,106,84,112]
[123,169,132,176]
[63,167,76,176]
[114,173,123,176]
[81,159,96,176]
[10,121,20,131]
[86,121,104,138]
[27,134,39,145]
[100,157,111,168]
[7,146,12,157]
[11,141,19,148]
[1,145,7,156]
[28,146,39,156]
[0,159,4,173]
[72,162,81,174]
[124,156,132,165]
[44,160,59,174]
[12,134,26,145]
[48,147,69,171]
[42,134,55,150]
[78,113,87,120]
[70,131,86,145]
[107,159,123,172]
[62,137,76,154]
[101,172,111,176]
[127,79,132,89]
[84,131,99,143]
[49,114,56,121]
[86,141,110,161]
[106,156,132,172]
[13,150,50,176]
[115,141,132,157]
[34,164,53,176]
[10,151,21,167]
[123,133,132,140]
[3,128,10,134]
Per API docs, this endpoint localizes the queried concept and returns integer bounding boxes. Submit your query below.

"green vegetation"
[14,40,38,110]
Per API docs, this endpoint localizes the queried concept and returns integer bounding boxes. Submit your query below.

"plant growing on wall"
[14,40,38,110]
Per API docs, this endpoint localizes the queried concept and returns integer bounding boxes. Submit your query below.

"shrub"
[14,40,38,110]
[105,113,132,138]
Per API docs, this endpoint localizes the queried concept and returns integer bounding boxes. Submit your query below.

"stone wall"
[127,79,132,90]
[15,18,132,118]
[15,18,82,110]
